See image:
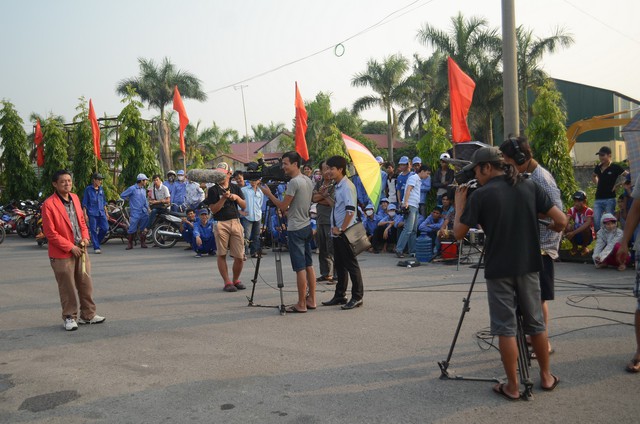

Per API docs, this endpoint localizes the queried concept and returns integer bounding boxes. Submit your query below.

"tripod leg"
[274,246,286,315]
[247,255,261,306]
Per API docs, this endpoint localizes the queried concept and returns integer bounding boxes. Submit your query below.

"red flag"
[172,86,189,155]
[88,99,101,160]
[447,57,475,143]
[294,82,309,161]
[34,120,44,167]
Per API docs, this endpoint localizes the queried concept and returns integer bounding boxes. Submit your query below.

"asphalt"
[1,235,639,423]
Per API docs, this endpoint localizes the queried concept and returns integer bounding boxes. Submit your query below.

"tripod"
[438,249,534,400]
[247,201,287,315]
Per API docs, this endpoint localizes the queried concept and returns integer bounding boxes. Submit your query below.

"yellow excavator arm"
[566,110,632,151]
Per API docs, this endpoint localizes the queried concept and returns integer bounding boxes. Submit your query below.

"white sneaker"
[77,315,106,325]
[64,316,78,331]
[94,249,101,254]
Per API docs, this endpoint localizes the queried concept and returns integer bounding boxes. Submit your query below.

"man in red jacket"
[42,170,106,331]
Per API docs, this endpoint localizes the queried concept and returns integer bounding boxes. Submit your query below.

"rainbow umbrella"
[341,133,382,210]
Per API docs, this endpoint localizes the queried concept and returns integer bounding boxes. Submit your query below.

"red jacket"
[42,192,90,258]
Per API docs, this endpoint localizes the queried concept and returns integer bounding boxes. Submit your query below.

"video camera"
[243,158,290,191]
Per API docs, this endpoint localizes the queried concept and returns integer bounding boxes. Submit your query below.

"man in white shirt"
[395,165,431,258]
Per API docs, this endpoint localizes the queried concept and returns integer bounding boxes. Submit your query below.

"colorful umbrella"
[341,133,382,210]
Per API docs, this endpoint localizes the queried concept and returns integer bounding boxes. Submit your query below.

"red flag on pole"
[172,86,189,155]
[447,57,475,143]
[34,120,44,167]
[88,99,101,160]
[294,82,309,161]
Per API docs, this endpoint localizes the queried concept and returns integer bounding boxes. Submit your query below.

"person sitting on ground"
[309,204,318,253]
[362,203,379,251]
[372,203,398,253]
[270,208,288,246]
[180,208,197,251]
[593,213,629,271]
[565,190,594,256]
[193,209,216,258]
[376,197,389,220]
[418,206,443,254]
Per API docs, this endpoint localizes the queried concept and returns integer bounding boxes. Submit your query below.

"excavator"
[566,109,635,151]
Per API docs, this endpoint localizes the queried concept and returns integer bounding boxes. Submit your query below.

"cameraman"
[261,151,316,313]
[453,146,566,401]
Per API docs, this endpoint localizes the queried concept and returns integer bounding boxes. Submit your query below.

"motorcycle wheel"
[100,233,110,245]
[152,223,179,248]
[16,219,30,238]
[0,226,5,244]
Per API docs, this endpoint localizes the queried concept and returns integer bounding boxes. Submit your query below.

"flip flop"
[493,383,520,401]
[286,306,307,313]
[626,358,640,373]
[541,374,560,392]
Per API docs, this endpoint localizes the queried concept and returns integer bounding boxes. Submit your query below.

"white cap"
[440,153,451,160]
[136,173,149,181]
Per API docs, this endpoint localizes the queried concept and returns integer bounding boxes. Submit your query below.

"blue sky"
[2,0,639,137]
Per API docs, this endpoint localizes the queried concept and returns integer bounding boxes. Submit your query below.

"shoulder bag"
[342,221,371,256]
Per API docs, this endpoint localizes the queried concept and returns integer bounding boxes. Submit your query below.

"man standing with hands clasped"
[82,172,109,254]
[261,151,316,313]
[453,146,566,401]
[42,170,106,331]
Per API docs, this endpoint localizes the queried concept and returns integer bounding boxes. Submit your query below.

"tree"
[517,26,574,130]
[361,121,387,134]
[526,80,577,205]
[171,120,235,167]
[351,54,409,162]
[417,12,502,144]
[40,117,70,197]
[416,109,452,174]
[117,88,159,187]
[0,100,38,201]
[251,122,286,142]
[116,57,207,173]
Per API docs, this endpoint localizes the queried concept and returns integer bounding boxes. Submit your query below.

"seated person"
[593,213,629,271]
[376,197,390,220]
[565,190,594,256]
[309,204,318,252]
[362,203,380,252]
[270,208,288,246]
[180,208,197,251]
[438,194,456,244]
[418,206,443,254]
[372,203,398,253]
[193,209,216,258]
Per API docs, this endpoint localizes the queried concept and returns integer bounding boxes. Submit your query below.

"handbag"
[342,221,371,256]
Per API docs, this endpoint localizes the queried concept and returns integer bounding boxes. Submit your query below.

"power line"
[562,0,640,45]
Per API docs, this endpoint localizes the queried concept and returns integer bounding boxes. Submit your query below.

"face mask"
[388,212,396,218]
[310,213,317,219]
[177,176,185,182]
[168,176,175,182]
[365,210,374,216]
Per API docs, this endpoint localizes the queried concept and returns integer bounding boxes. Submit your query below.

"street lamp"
[234,84,250,161]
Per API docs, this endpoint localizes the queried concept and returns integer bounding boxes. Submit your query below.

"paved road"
[1,235,638,423]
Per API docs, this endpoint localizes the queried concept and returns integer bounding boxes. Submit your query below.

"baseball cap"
[167,170,176,176]
[216,162,232,173]
[602,213,616,223]
[380,197,389,203]
[398,156,409,165]
[365,203,374,210]
[198,209,209,215]
[412,156,422,165]
[375,156,384,164]
[462,147,503,172]
[596,146,612,156]
[573,190,586,201]
[176,170,185,176]
[440,153,451,160]
[92,172,104,180]
[136,173,149,181]
[388,204,397,210]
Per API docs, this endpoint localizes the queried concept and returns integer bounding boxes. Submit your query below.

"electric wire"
[562,0,640,45]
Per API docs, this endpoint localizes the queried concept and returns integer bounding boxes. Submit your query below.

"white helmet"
[440,153,451,160]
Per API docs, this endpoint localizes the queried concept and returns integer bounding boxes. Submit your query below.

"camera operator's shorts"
[214,219,245,258]
[486,272,545,337]
[287,225,313,272]
[635,259,640,311]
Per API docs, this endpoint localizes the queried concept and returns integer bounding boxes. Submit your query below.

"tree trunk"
[157,120,172,173]
[386,106,394,163]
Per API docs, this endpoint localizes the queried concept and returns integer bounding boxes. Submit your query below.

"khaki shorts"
[214,219,245,258]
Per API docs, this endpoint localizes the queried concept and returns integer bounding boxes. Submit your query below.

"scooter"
[100,200,130,245]
[149,206,186,249]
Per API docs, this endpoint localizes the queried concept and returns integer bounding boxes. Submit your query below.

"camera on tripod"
[243,158,290,191]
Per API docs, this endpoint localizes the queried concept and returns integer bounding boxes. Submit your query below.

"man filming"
[453,146,566,401]
[261,151,316,313]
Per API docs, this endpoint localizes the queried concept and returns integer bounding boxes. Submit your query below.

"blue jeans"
[88,214,109,250]
[593,198,616,232]
[396,205,418,254]
[287,225,313,272]
[242,218,262,255]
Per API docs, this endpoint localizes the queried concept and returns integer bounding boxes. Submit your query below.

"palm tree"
[172,121,236,166]
[251,122,286,142]
[351,54,409,163]
[417,12,502,144]
[116,57,207,173]
[517,26,574,130]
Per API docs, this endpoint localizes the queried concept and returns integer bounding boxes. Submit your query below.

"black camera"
[243,158,290,183]
[454,168,476,185]
[397,206,410,216]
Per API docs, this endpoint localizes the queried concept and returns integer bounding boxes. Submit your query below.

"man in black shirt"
[453,147,567,401]
[206,162,247,292]
[592,146,628,232]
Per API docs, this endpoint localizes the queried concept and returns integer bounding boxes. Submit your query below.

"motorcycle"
[100,200,130,245]
[149,206,186,249]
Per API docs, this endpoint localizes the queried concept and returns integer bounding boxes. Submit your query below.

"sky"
[2,0,639,138]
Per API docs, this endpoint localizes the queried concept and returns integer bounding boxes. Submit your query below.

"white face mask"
[310,213,317,219]
[365,210,374,216]
[177,176,185,182]
[388,211,396,218]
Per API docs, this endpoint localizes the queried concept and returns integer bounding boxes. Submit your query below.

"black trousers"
[332,235,364,301]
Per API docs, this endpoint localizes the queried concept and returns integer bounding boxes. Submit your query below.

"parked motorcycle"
[149,207,186,249]
[100,200,130,244]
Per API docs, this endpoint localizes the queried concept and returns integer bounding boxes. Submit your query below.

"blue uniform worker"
[171,170,187,211]
[120,173,150,249]
[193,210,216,257]
[82,172,109,253]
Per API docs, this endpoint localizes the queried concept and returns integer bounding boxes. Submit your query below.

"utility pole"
[234,85,250,161]
[502,0,520,139]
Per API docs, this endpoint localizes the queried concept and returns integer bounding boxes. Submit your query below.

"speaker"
[450,141,491,161]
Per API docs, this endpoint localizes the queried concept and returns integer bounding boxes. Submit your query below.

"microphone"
[186,169,227,185]
[441,157,471,169]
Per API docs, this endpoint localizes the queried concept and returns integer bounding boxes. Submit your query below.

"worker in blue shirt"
[418,206,443,254]
[120,173,149,250]
[171,170,188,211]
[193,209,216,258]
[362,204,379,238]
[81,172,109,254]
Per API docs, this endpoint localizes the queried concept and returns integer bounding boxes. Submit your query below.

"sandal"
[626,358,640,373]
[618,264,627,271]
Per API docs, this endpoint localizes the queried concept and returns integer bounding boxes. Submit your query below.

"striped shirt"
[530,166,563,258]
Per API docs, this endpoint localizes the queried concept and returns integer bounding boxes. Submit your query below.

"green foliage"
[361,121,388,134]
[417,110,452,173]
[0,100,38,201]
[117,96,159,187]
[40,117,70,197]
[526,80,577,206]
